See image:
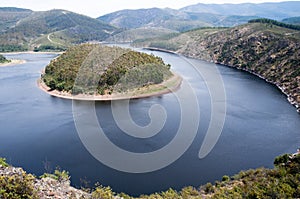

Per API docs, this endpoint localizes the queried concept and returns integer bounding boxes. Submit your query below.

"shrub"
[222,175,230,182]
[0,158,9,167]
[203,182,214,194]
[40,168,70,182]
[0,170,38,199]
[91,185,114,199]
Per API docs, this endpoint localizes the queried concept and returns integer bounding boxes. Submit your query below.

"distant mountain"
[98,8,174,29]
[98,2,300,33]
[98,8,258,32]
[282,16,300,25]
[0,9,119,52]
[136,21,300,111]
[180,1,300,20]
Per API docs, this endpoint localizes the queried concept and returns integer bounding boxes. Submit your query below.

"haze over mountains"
[180,1,300,19]
[98,1,300,30]
[0,1,300,51]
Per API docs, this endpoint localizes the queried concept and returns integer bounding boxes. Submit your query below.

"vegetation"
[0,54,10,63]
[0,158,9,167]
[91,153,300,198]
[42,44,173,95]
[40,168,70,182]
[249,18,300,30]
[33,45,67,52]
[91,185,115,199]
[0,159,38,199]
[1,153,300,198]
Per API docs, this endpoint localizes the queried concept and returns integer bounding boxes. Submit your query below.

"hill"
[98,8,174,29]
[135,21,300,112]
[40,44,178,99]
[0,9,119,52]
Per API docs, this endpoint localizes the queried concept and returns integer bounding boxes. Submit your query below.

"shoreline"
[142,46,300,113]
[0,59,26,67]
[143,47,177,54]
[235,66,299,112]
[37,72,182,101]
[216,63,300,113]
[1,51,64,55]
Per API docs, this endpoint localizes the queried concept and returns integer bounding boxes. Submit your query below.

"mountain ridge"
[98,1,300,32]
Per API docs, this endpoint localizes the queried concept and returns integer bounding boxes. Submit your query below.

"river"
[0,50,299,196]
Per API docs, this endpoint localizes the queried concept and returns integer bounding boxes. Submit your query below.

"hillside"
[0,9,119,52]
[0,7,32,32]
[105,27,178,43]
[136,22,300,112]
[41,44,176,98]
[1,152,300,198]
[98,8,174,29]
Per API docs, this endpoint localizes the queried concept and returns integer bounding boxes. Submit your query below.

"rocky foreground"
[0,164,90,199]
[1,151,300,198]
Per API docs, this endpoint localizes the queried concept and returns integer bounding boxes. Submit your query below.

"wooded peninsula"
[39,44,181,100]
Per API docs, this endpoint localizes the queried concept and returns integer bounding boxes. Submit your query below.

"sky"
[0,0,298,18]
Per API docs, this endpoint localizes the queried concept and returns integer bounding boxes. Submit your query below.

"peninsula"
[0,54,25,67]
[39,44,181,100]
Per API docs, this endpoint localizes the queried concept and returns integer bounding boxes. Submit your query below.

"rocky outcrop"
[0,164,90,199]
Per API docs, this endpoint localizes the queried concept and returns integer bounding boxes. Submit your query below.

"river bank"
[1,51,64,55]
[0,59,26,67]
[142,46,299,113]
[1,150,300,199]
[37,72,182,101]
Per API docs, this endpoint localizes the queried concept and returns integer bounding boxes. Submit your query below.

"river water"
[0,50,299,196]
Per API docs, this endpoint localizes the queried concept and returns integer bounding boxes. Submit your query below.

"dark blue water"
[0,51,299,196]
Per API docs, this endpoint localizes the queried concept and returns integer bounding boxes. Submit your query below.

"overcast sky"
[0,0,297,18]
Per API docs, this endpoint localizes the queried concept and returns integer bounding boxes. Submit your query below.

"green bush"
[91,185,114,199]
[222,175,230,182]
[0,158,9,167]
[203,182,214,194]
[0,171,38,199]
[0,55,10,64]
[40,168,70,182]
